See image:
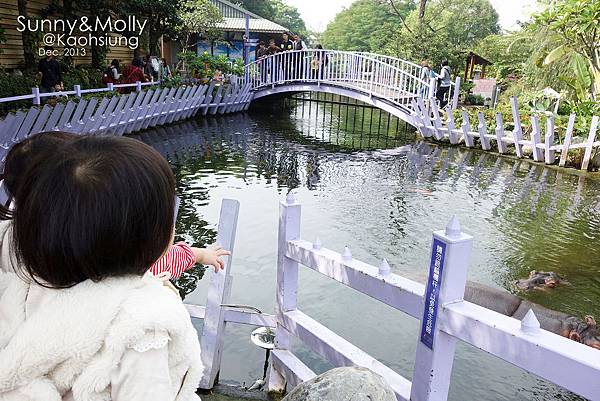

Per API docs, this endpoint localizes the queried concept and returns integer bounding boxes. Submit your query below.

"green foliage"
[177,51,243,79]
[0,71,38,115]
[121,0,182,55]
[534,0,600,99]
[239,0,309,39]
[62,66,104,90]
[322,0,413,51]
[176,0,223,50]
[475,31,533,83]
[386,0,500,71]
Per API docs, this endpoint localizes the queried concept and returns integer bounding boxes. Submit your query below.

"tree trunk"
[149,19,162,57]
[17,0,36,69]
[418,0,427,22]
[62,0,73,67]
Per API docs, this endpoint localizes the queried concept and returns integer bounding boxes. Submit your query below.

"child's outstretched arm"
[192,245,230,273]
[149,242,195,278]
[150,243,231,278]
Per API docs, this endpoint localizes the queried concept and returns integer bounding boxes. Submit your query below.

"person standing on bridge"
[293,34,307,80]
[255,42,268,83]
[435,60,452,108]
[279,32,294,81]
[419,60,433,98]
[267,38,281,83]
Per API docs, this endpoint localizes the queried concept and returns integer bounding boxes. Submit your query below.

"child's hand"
[192,246,230,273]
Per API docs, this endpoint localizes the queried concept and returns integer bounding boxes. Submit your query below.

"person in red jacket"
[120,57,148,93]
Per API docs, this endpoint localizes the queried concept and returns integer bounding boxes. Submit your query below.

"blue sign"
[420,238,447,350]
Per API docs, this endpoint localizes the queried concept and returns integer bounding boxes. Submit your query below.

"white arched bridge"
[244,50,461,124]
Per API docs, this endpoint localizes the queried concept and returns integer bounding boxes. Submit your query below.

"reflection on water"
[134,101,599,401]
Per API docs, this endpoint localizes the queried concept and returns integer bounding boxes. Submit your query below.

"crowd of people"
[102,55,172,91]
[253,32,328,83]
[35,46,172,99]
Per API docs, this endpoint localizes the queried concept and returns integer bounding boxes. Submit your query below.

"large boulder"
[282,367,396,401]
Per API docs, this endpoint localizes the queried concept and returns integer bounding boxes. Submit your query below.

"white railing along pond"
[0,80,253,163]
[244,49,461,111]
[412,96,600,171]
[190,195,600,401]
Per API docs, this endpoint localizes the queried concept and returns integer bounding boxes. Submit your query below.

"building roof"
[217,18,289,33]
[467,52,492,66]
[210,0,289,33]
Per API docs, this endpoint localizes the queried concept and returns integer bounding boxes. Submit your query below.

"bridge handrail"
[244,49,432,107]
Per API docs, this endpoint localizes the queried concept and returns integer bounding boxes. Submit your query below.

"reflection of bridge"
[245,50,460,124]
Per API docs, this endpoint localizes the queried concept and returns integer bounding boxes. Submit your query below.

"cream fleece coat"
[0,221,204,401]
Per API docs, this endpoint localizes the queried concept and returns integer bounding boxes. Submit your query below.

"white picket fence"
[189,196,600,401]
[0,80,253,163]
[412,96,600,171]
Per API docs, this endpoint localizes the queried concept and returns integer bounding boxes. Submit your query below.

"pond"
[134,93,600,401]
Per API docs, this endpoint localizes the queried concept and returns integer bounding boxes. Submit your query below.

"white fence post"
[268,192,301,393]
[74,85,82,98]
[451,76,461,110]
[136,81,142,93]
[410,216,473,401]
[31,87,40,105]
[198,198,240,389]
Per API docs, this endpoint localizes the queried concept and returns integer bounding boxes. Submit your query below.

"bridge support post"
[268,192,301,393]
[410,216,473,401]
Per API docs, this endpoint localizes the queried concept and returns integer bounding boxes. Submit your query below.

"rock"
[282,367,396,401]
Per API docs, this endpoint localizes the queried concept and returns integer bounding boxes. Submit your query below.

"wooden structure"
[411,96,600,171]
[0,0,135,69]
[464,52,492,80]
[188,194,600,401]
[0,80,253,163]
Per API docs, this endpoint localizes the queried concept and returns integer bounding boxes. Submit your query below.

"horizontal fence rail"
[412,96,600,171]
[268,193,600,401]
[0,80,253,164]
[189,194,600,401]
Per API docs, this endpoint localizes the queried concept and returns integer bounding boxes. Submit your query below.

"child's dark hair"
[0,131,76,219]
[12,135,176,288]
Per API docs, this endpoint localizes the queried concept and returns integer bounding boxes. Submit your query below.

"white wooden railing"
[412,96,600,171]
[245,50,462,111]
[0,80,253,163]
[190,195,600,401]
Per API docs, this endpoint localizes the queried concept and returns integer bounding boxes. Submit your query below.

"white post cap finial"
[313,237,322,250]
[286,191,296,205]
[342,246,352,261]
[520,309,541,334]
[445,215,461,238]
[379,258,390,276]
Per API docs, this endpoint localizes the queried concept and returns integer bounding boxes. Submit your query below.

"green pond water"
[134,94,600,401]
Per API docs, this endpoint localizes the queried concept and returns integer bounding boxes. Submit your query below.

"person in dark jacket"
[37,46,63,94]
[279,33,294,81]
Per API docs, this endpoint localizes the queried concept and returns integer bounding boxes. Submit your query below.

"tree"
[176,0,223,50]
[238,0,308,39]
[386,0,500,72]
[17,0,37,68]
[535,0,600,100]
[120,0,182,56]
[322,0,413,52]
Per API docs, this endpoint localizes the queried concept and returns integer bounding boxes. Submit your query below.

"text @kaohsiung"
[17,16,147,52]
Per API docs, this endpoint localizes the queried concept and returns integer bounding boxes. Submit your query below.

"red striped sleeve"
[149,242,196,279]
